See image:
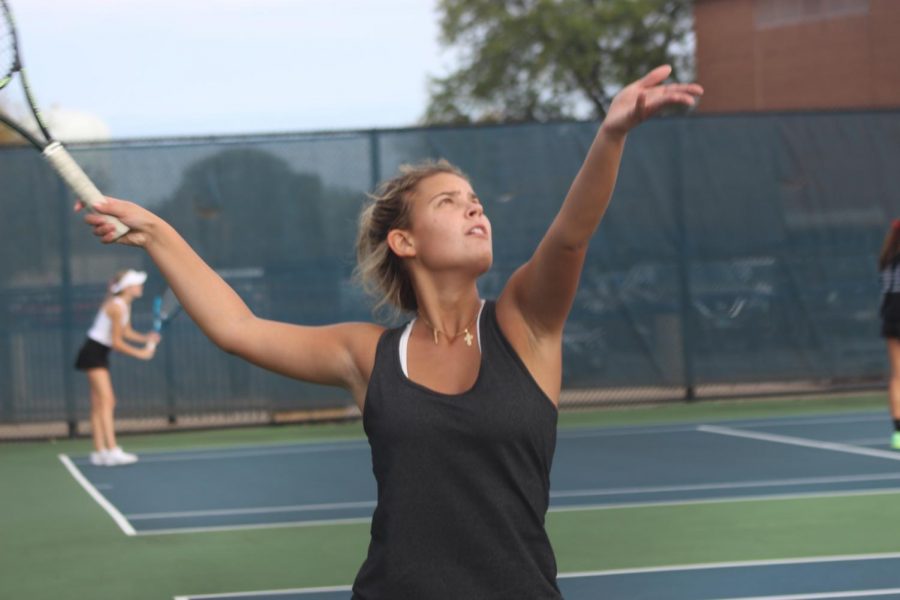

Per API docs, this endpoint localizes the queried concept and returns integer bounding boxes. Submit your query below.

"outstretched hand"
[74,197,156,246]
[602,65,703,137]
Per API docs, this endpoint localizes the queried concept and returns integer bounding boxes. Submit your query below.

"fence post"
[57,177,78,436]
[674,120,697,401]
[369,129,381,192]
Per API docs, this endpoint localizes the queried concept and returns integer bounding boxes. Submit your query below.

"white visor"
[111,270,147,293]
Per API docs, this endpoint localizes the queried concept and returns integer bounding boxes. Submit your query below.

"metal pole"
[674,120,696,401]
[57,177,78,435]
[369,129,381,192]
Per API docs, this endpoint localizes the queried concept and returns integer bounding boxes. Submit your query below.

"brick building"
[694,0,900,112]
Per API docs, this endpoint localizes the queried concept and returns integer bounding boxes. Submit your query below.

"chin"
[473,252,493,275]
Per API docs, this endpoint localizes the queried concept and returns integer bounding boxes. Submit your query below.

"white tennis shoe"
[89,450,111,466]
[107,446,138,466]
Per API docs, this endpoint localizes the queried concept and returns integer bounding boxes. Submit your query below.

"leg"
[85,369,107,452]
[886,339,900,450]
[86,368,118,451]
[888,339,900,419]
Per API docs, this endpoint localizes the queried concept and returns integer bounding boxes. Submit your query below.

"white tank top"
[86,297,130,347]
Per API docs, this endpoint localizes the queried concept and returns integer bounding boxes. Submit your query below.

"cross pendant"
[464,329,474,347]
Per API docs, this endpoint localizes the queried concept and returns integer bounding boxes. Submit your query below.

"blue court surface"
[172,554,900,599]
[59,410,900,599]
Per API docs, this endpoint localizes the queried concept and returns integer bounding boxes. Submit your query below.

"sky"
[6,0,448,140]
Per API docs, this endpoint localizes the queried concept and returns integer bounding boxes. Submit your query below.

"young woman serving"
[80,66,701,598]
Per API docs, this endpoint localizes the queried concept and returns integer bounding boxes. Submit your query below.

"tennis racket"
[152,288,182,333]
[0,0,128,239]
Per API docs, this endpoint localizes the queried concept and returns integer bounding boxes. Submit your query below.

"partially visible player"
[74,270,159,466]
[879,220,900,450]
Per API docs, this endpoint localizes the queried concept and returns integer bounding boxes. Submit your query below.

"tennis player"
[879,220,900,451]
[74,269,159,466]
[80,66,701,597]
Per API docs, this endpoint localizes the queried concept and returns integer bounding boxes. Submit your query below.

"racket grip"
[42,142,130,240]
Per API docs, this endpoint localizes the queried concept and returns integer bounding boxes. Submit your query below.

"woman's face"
[402,172,493,275]
[124,284,144,298]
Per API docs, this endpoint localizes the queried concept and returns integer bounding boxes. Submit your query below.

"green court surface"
[3,392,900,600]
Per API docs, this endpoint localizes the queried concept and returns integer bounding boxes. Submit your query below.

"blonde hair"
[354,159,468,315]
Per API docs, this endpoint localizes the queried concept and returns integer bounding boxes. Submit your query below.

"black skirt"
[74,338,112,370]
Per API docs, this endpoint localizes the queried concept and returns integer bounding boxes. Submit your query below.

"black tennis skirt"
[882,321,900,340]
[74,338,112,370]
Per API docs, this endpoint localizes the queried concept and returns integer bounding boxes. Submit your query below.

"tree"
[425,0,694,124]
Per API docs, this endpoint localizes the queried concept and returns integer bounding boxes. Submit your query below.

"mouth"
[467,225,489,238]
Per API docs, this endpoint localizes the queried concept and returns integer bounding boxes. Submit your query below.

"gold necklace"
[418,305,480,347]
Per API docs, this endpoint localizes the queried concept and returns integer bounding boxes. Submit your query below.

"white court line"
[842,438,890,446]
[173,552,900,599]
[131,473,900,523]
[556,551,900,578]
[136,516,372,537]
[698,426,900,462]
[558,413,884,440]
[101,442,371,464]
[57,454,136,536]
[548,487,900,514]
[711,589,900,599]
[723,414,885,429]
[140,486,900,535]
[550,472,900,499]
[174,584,352,599]
[127,500,376,520]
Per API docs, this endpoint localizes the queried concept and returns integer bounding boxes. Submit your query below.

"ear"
[386,228,416,258]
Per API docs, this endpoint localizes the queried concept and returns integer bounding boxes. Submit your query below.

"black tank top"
[352,301,562,599]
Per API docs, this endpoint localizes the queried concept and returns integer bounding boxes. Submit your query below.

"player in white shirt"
[74,270,159,466]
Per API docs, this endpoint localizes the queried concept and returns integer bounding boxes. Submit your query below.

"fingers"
[639,93,699,121]
[83,214,125,244]
[664,82,705,96]
[90,196,127,216]
[635,91,647,122]
[640,64,673,87]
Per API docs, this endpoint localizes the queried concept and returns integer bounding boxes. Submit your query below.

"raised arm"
[80,200,381,406]
[500,65,703,337]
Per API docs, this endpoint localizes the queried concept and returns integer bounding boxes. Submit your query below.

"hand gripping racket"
[0,0,129,239]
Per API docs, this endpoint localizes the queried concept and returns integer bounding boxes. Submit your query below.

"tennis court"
[5,392,900,599]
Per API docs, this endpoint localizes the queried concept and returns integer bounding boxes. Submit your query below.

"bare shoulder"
[104,298,124,317]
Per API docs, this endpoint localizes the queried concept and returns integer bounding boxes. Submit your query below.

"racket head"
[0,0,20,89]
[153,288,181,332]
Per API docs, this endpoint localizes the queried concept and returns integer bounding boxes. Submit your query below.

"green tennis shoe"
[892,432,900,451]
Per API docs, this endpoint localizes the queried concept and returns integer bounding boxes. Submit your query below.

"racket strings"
[0,3,16,82]
[160,290,178,318]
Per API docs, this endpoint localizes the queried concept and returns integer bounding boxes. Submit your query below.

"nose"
[466,202,483,218]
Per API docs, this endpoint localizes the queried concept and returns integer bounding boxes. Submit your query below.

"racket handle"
[42,142,130,240]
